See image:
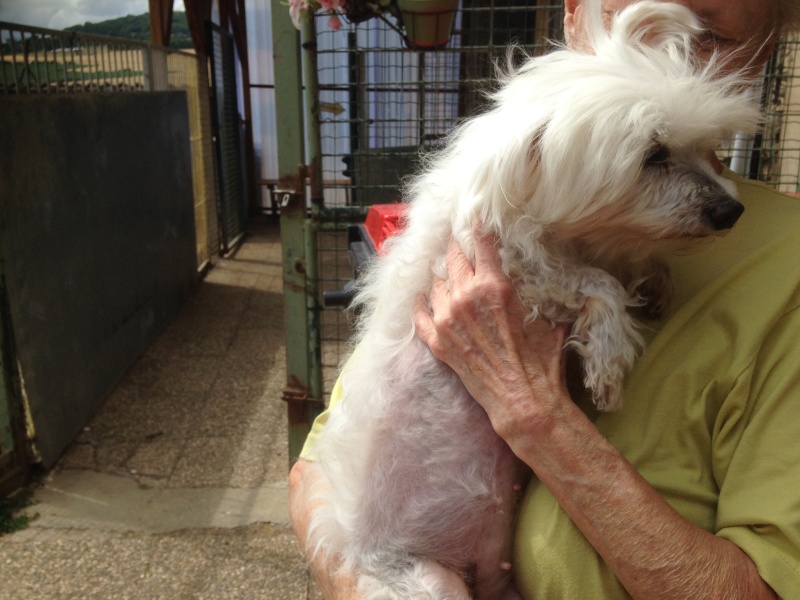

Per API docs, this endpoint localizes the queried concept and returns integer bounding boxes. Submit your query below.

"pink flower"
[328,14,343,30]
[289,0,308,29]
[288,0,345,30]
[318,0,344,9]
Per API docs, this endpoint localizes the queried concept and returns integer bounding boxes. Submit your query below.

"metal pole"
[299,12,324,406]
[271,1,324,465]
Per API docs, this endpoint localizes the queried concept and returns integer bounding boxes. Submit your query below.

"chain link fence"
[756,31,800,191]
[308,5,800,398]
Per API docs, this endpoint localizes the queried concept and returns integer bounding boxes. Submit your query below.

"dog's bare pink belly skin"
[354,343,530,598]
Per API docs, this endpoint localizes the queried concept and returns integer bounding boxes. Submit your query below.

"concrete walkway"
[0,217,323,599]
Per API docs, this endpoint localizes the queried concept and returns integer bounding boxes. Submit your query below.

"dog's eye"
[645,144,671,167]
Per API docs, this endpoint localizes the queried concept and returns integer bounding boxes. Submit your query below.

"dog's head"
[440,1,762,260]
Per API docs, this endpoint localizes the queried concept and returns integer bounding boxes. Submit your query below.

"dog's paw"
[588,377,624,412]
[630,260,673,320]
[568,296,640,412]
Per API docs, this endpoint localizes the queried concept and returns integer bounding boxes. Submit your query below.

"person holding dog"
[289,0,800,598]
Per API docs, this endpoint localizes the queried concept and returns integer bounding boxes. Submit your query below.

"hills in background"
[65,12,193,49]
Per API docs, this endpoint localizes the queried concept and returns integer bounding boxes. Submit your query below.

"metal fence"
[0,21,219,269]
[304,5,800,400]
[308,3,565,397]
[208,23,249,253]
[757,31,800,192]
[0,21,219,488]
[0,25,147,93]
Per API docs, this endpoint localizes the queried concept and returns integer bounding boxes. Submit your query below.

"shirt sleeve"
[298,374,345,462]
[714,305,800,598]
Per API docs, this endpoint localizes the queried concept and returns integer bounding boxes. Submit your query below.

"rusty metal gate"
[274,3,800,461]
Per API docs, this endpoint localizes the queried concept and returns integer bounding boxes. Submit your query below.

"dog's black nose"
[704,197,744,230]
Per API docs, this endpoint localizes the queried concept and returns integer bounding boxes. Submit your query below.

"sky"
[0,0,186,31]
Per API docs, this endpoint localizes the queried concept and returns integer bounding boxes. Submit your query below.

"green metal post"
[299,12,324,403]
[271,1,324,465]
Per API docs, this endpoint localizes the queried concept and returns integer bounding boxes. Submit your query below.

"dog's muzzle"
[703,196,745,231]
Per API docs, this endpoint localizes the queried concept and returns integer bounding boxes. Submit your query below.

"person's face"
[564,0,777,75]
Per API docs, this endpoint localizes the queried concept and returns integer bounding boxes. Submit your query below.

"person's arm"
[413,229,778,600]
[289,458,363,600]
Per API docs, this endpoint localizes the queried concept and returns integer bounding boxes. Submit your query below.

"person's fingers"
[428,273,449,307]
[445,236,475,289]
[472,223,502,274]
[413,293,437,351]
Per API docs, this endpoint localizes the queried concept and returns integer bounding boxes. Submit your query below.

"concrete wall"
[0,92,198,467]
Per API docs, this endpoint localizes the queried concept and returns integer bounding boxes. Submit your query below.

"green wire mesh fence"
[308,5,800,400]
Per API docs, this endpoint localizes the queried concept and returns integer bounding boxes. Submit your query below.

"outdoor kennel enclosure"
[273,1,800,461]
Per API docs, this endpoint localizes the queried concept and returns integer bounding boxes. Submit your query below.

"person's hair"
[773,0,800,32]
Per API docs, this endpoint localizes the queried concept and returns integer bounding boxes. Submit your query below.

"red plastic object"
[363,203,408,254]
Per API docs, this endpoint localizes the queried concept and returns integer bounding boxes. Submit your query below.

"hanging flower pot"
[396,0,459,50]
[288,0,460,49]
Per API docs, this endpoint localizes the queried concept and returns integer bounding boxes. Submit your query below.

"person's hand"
[414,226,572,450]
[414,229,778,600]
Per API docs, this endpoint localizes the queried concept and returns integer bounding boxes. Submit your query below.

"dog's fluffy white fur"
[306,2,761,598]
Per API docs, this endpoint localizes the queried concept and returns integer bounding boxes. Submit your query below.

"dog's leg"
[595,257,674,321]
[357,559,471,600]
[516,267,641,410]
[567,268,643,410]
[627,258,673,321]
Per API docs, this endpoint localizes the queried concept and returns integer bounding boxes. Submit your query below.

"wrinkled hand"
[412,233,780,600]
[414,227,572,448]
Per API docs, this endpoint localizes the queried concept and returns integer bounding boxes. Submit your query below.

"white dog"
[305,2,760,598]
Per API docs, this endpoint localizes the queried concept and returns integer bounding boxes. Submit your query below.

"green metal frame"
[271,2,324,464]
[271,9,800,469]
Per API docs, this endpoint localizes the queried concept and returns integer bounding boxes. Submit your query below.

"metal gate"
[312,2,565,397]
[279,3,800,460]
[209,23,248,253]
[276,2,569,459]
[0,21,218,487]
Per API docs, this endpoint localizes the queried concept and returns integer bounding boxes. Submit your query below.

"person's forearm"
[504,396,777,600]
[289,459,363,600]
[413,230,778,598]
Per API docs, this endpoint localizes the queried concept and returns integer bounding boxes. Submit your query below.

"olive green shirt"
[515,172,800,598]
[302,172,800,598]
